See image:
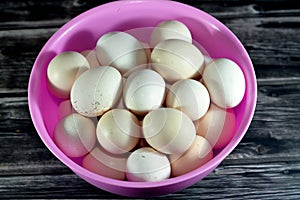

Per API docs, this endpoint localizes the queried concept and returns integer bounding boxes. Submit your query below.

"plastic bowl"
[28,0,257,197]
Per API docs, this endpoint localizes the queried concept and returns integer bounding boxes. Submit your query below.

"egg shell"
[58,99,76,119]
[151,39,204,83]
[96,31,148,75]
[194,104,236,149]
[121,41,152,78]
[82,147,128,180]
[204,55,213,65]
[126,147,171,182]
[150,20,192,47]
[202,58,246,108]
[96,109,141,154]
[143,108,196,154]
[54,113,96,158]
[71,66,122,117]
[123,69,166,115]
[169,135,213,177]
[81,50,101,68]
[47,51,90,98]
[166,79,210,121]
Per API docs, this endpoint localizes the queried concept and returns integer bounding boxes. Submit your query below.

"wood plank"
[0,78,299,199]
[1,15,300,92]
[0,160,299,199]
[0,77,299,140]
[0,0,111,23]
[1,0,299,22]
[0,3,299,92]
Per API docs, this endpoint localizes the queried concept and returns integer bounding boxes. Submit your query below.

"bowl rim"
[28,0,257,189]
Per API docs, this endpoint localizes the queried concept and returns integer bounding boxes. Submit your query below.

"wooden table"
[1,0,299,199]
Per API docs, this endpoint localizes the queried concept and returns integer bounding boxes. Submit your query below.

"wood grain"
[0,0,299,199]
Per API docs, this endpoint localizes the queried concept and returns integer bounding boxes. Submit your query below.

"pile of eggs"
[47,20,245,182]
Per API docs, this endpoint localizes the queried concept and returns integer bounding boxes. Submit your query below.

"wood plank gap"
[257,77,300,84]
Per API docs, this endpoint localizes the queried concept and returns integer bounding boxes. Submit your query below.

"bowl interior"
[28,0,256,196]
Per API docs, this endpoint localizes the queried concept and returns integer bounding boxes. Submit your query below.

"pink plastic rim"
[28,0,257,190]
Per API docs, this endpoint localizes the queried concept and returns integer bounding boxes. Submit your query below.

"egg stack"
[47,20,246,182]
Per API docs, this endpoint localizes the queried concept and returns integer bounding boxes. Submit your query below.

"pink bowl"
[28,0,257,197]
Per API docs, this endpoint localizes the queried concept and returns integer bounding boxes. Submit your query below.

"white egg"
[70,66,122,117]
[204,55,213,65]
[54,113,96,158]
[143,108,196,154]
[166,79,210,121]
[123,69,166,115]
[202,58,246,108]
[58,99,76,119]
[96,31,148,75]
[151,39,205,83]
[195,104,236,149]
[126,147,171,182]
[82,147,128,180]
[150,20,192,47]
[113,77,127,109]
[47,51,90,98]
[96,109,141,154]
[169,135,213,177]
[81,50,101,67]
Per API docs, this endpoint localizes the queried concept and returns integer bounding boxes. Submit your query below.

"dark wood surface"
[1,0,300,199]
